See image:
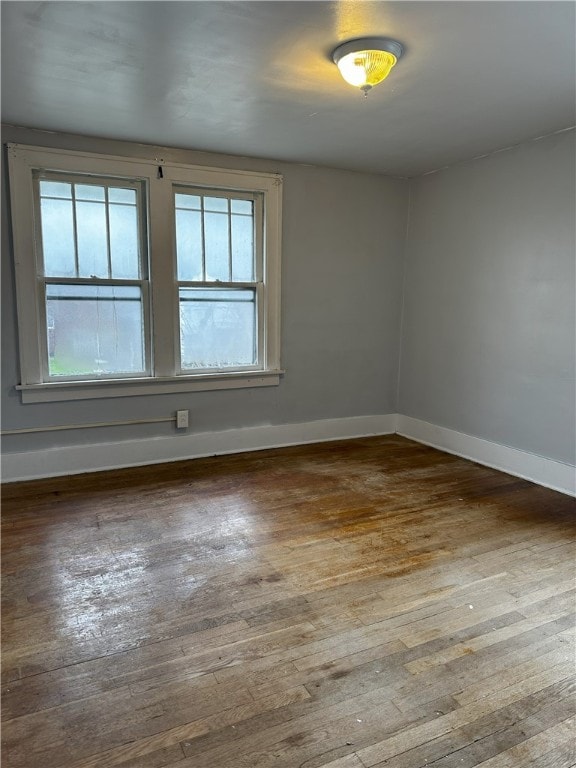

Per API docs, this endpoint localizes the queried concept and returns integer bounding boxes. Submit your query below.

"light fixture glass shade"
[332,37,404,95]
[336,49,397,91]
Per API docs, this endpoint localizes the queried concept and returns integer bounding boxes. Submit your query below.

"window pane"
[76,201,108,278]
[39,181,71,199]
[46,284,145,377]
[175,209,203,281]
[204,196,228,212]
[175,193,201,210]
[179,288,256,369]
[75,184,105,201]
[109,203,140,278]
[109,187,136,204]
[204,211,229,281]
[231,213,254,281]
[40,198,76,277]
[230,199,252,214]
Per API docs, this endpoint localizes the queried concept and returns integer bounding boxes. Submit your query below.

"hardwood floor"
[1,435,575,768]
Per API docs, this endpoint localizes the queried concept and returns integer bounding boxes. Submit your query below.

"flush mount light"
[332,37,404,96]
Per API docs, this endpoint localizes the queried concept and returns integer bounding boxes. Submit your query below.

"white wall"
[398,129,575,466]
[1,126,408,462]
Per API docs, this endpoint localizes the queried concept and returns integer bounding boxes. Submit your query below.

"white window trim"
[7,143,283,403]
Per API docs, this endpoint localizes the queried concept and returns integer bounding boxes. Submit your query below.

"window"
[174,188,262,372]
[38,175,149,379]
[7,144,282,402]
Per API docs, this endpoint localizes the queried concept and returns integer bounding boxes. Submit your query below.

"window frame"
[7,143,283,403]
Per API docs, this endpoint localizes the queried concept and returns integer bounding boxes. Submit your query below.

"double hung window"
[7,144,282,402]
[37,175,149,379]
[174,188,262,372]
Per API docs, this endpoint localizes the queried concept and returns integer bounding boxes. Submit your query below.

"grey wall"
[3,125,574,468]
[399,129,576,464]
[1,125,409,454]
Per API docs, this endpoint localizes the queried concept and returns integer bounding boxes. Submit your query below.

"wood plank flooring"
[1,435,575,768]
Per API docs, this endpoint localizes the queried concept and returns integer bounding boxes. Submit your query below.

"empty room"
[1,2,575,767]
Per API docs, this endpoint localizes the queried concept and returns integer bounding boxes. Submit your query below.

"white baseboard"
[3,413,574,497]
[1,414,398,483]
[397,415,576,497]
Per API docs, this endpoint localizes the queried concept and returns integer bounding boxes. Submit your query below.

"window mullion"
[200,197,206,281]
[227,198,233,281]
[104,187,112,279]
[177,280,257,289]
[148,177,178,377]
[71,183,80,277]
[44,276,144,286]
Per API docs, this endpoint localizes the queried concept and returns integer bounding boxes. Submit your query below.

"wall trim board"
[3,413,574,496]
[397,415,576,497]
[1,414,399,483]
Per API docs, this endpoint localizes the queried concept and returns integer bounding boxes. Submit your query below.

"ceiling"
[2,1,575,176]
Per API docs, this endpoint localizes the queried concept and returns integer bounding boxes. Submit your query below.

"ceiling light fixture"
[332,37,404,96]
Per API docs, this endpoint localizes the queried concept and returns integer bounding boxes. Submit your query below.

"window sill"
[16,370,284,403]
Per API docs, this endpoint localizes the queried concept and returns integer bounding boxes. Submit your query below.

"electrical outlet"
[176,410,189,429]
